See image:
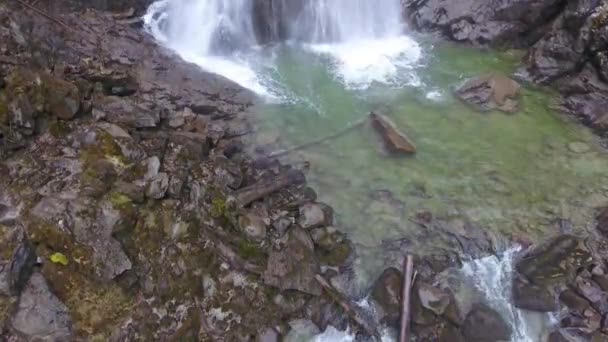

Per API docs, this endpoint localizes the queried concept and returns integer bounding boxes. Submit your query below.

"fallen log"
[370,112,416,155]
[233,169,305,207]
[399,255,415,342]
[315,274,380,340]
[268,116,368,158]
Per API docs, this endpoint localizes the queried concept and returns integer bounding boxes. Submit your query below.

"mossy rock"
[0,92,8,126]
[40,261,133,336]
[317,241,353,267]
[5,68,80,121]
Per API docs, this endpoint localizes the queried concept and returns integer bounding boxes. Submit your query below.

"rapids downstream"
[143,1,608,341]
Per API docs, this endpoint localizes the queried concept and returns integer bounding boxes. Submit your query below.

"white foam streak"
[308,36,422,89]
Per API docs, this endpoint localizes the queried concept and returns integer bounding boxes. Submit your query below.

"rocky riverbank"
[402,0,608,341]
[0,1,366,340]
[404,0,608,137]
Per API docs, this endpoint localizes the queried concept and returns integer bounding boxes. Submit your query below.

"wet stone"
[461,304,511,342]
[568,141,591,153]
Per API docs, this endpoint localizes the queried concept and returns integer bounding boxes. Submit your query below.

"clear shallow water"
[252,42,608,286]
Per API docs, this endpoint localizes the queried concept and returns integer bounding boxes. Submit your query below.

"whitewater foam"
[143,0,423,96]
[308,36,422,89]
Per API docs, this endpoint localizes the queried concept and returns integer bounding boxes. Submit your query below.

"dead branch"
[315,274,381,340]
[233,169,305,207]
[268,116,368,158]
[16,0,75,32]
[399,255,414,342]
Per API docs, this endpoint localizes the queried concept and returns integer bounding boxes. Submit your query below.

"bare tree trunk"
[400,255,414,342]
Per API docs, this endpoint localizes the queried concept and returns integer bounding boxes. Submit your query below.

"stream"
[143,0,608,340]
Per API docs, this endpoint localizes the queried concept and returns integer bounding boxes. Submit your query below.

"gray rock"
[93,96,159,128]
[405,0,563,46]
[298,202,333,229]
[146,172,169,199]
[69,200,132,280]
[11,273,73,341]
[263,226,322,295]
[417,282,451,316]
[560,289,591,312]
[284,319,320,342]
[462,304,511,342]
[143,156,161,180]
[167,176,184,198]
[0,224,35,296]
[239,212,268,242]
[257,327,280,342]
[512,279,557,312]
[516,235,592,284]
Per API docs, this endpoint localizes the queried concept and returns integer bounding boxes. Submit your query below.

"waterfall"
[460,247,555,342]
[143,0,422,94]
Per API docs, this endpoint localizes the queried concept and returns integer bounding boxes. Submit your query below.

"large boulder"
[516,235,592,285]
[263,226,322,295]
[370,267,402,326]
[461,304,511,342]
[404,0,564,46]
[512,278,557,312]
[10,273,73,341]
[455,73,521,113]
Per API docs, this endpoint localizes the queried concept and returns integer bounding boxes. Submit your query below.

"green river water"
[251,41,608,285]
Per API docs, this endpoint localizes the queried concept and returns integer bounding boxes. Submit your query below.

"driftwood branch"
[233,169,305,207]
[315,274,380,340]
[400,255,415,342]
[268,117,368,158]
[16,0,75,32]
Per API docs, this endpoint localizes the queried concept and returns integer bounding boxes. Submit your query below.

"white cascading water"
[143,0,422,95]
[460,247,555,342]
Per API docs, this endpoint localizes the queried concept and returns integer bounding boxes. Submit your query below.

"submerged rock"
[455,73,521,113]
[567,141,591,153]
[461,304,511,342]
[10,273,73,341]
[370,112,416,155]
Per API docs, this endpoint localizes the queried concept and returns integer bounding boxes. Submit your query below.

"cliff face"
[0,1,359,340]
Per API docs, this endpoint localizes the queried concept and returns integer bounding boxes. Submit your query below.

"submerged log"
[233,169,305,207]
[370,112,416,155]
[268,116,368,158]
[315,274,380,340]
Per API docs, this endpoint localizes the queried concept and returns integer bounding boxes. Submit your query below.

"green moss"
[109,191,132,209]
[81,129,128,170]
[48,120,71,138]
[210,198,227,219]
[0,93,8,125]
[318,242,352,267]
[235,239,266,261]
